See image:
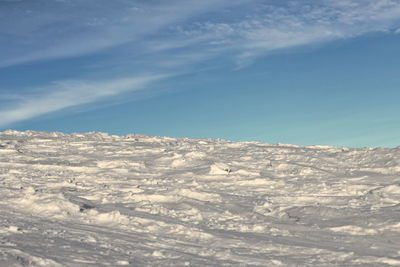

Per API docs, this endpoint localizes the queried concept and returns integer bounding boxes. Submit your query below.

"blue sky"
[1,0,400,147]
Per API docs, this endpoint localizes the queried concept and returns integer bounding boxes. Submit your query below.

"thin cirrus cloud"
[2,0,400,68]
[0,0,241,68]
[0,74,168,128]
[0,0,239,127]
[1,0,400,128]
[143,0,400,68]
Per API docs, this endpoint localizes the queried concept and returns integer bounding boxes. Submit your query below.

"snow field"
[0,130,400,266]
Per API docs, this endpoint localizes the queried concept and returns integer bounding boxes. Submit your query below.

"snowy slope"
[0,130,399,266]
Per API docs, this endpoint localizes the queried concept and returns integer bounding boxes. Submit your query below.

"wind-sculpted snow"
[0,130,400,266]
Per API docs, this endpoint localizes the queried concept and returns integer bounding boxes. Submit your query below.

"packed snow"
[0,130,399,266]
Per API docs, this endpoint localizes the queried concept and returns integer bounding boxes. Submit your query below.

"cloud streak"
[0,74,168,128]
[2,0,400,69]
[143,0,400,67]
[1,0,400,128]
[0,0,240,67]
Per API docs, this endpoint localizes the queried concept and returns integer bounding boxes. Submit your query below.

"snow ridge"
[0,130,399,266]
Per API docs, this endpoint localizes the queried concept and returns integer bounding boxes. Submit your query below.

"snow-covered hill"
[0,130,399,266]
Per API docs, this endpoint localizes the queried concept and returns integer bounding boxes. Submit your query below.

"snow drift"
[0,130,399,266]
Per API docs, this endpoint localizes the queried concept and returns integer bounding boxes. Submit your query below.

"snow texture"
[0,130,399,266]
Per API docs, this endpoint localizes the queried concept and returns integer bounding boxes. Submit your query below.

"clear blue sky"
[1,0,400,147]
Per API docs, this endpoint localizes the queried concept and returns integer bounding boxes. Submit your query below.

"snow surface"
[0,130,400,266]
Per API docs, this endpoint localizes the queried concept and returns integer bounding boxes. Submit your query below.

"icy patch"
[130,193,182,203]
[86,210,130,226]
[11,190,80,219]
[209,163,231,175]
[178,188,221,202]
[329,225,379,235]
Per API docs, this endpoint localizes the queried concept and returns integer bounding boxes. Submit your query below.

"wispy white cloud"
[3,0,400,69]
[2,0,400,128]
[143,0,400,67]
[0,0,241,67]
[0,74,168,127]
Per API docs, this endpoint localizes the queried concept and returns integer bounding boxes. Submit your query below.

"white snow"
[0,130,400,266]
